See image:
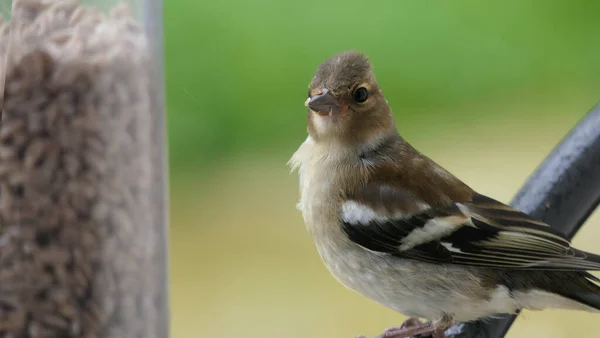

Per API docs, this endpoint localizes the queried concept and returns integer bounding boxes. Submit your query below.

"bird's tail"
[515,271,600,313]
[554,272,600,312]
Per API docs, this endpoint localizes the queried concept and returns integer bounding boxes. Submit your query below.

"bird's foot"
[356,317,448,338]
[381,322,433,337]
[376,319,437,338]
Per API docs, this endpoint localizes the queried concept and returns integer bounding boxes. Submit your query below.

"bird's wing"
[341,190,600,270]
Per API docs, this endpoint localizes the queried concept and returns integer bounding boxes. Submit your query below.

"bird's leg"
[357,315,452,338]
[430,314,453,338]
[355,317,423,338]
[373,320,436,338]
[400,317,422,329]
[431,328,448,338]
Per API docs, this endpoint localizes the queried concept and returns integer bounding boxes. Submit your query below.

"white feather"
[476,286,518,318]
[440,241,463,253]
[312,113,331,135]
[399,216,464,251]
[514,290,600,312]
[341,200,411,225]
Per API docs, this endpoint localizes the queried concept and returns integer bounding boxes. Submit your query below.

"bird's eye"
[353,87,369,103]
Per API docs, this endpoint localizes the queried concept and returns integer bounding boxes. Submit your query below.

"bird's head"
[305,51,396,147]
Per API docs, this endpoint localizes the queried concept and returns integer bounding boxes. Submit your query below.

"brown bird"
[289,50,600,338]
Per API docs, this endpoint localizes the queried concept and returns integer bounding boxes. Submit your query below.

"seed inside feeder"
[0,1,166,337]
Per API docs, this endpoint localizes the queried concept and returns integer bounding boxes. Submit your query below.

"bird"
[288,50,600,338]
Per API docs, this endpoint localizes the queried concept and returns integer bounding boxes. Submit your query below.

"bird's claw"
[355,317,449,338]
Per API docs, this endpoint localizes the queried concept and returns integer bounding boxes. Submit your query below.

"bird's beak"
[307,88,343,116]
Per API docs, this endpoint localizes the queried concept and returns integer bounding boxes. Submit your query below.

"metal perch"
[439,101,600,338]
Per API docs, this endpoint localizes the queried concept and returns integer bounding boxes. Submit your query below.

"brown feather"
[344,135,474,213]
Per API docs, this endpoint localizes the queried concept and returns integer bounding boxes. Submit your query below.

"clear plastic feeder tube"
[0,0,169,337]
[1,0,10,108]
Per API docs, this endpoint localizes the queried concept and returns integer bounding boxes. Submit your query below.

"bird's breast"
[297,170,408,306]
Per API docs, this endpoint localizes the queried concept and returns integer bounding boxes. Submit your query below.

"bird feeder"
[0,0,169,337]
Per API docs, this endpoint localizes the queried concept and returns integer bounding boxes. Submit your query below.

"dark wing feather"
[341,193,600,270]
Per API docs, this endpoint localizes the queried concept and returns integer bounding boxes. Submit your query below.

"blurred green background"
[163,1,600,337]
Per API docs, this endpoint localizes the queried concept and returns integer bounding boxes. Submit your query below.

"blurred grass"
[162,0,600,337]
[164,0,600,172]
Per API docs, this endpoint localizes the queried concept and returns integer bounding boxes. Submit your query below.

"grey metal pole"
[443,102,600,338]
